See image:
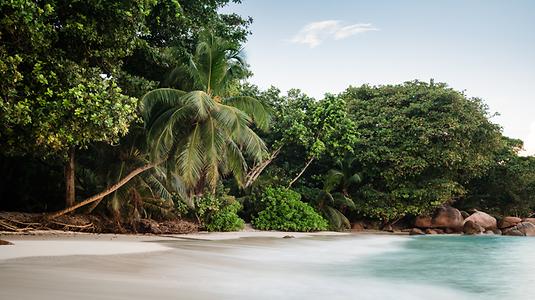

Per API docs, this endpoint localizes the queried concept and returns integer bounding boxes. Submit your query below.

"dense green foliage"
[340,82,503,221]
[0,0,253,212]
[459,138,535,217]
[1,0,533,232]
[297,157,360,231]
[0,0,146,156]
[252,187,328,232]
[141,31,269,196]
[192,193,244,232]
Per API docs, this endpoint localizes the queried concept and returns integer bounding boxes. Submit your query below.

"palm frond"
[177,123,204,190]
[324,169,344,193]
[332,192,356,209]
[140,88,187,123]
[181,90,215,120]
[324,206,351,231]
[225,95,272,131]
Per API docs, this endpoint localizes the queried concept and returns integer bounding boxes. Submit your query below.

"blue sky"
[221,0,535,155]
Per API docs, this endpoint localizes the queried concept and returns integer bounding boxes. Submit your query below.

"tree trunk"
[288,157,315,188]
[48,162,157,219]
[85,161,127,214]
[65,148,76,208]
[243,146,282,189]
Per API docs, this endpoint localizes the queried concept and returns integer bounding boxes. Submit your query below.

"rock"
[414,206,463,230]
[467,208,479,214]
[515,222,535,236]
[351,222,365,231]
[460,211,470,218]
[0,239,13,246]
[464,211,497,230]
[409,228,425,235]
[492,229,502,235]
[138,219,162,234]
[432,206,464,229]
[434,229,445,234]
[283,235,295,239]
[463,220,484,235]
[522,218,535,225]
[503,229,525,236]
[484,230,494,235]
[498,216,522,229]
[414,216,433,228]
[425,229,438,234]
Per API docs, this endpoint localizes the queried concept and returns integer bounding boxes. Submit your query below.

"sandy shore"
[0,231,415,300]
[0,229,350,260]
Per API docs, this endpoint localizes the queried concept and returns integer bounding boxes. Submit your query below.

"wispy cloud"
[291,20,378,48]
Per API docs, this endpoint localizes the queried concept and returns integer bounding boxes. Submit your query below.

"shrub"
[194,194,245,232]
[252,187,328,232]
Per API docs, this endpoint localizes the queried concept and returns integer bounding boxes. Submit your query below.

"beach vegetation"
[252,187,329,232]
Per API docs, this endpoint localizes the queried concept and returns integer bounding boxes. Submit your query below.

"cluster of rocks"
[408,206,535,237]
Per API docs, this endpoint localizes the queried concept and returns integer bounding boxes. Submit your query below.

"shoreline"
[0,229,359,260]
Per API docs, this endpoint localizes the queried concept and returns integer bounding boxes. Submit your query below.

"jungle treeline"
[1,0,533,231]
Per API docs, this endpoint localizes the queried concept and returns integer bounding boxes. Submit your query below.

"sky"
[221,0,535,155]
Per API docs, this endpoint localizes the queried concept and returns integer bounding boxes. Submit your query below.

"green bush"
[252,187,328,232]
[194,194,245,232]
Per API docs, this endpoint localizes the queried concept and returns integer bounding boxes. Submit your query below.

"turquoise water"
[338,235,535,299]
[1,235,535,300]
[357,235,534,297]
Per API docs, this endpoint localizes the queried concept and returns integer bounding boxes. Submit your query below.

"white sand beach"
[0,230,349,260]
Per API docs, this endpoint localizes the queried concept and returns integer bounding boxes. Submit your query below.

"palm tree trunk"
[48,162,158,219]
[65,148,76,208]
[86,160,127,214]
[288,157,315,188]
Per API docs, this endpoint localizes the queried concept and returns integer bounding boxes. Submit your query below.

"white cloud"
[291,20,378,48]
[521,121,535,156]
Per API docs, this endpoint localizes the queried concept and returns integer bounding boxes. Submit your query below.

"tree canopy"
[341,81,504,220]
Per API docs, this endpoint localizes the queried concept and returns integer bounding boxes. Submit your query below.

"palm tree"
[301,157,362,230]
[141,30,270,197]
[77,128,185,222]
[324,157,362,197]
[48,31,269,219]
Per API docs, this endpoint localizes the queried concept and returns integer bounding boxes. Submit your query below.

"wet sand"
[0,230,355,300]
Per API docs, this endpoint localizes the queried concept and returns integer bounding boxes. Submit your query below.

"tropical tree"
[280,94,358,187]
[141,31,270,197]
[0,0,151,208]
[47,31,268,218]
[459,137,535,217]
[342,81,504,221]
[324,157,362,197]
[76,128,184,224]
[298,158,360,231]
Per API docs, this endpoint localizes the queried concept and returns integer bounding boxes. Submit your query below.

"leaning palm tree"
[141,31,271,197]
[76,127,185,223]
[48,31,270,219]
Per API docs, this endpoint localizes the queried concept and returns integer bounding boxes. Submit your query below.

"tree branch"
[288,156,315,188]
[244,146,282,189]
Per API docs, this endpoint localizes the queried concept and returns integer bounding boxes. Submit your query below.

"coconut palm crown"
[141,31,271,196]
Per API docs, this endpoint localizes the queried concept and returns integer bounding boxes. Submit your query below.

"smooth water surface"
[1,235,534,300]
